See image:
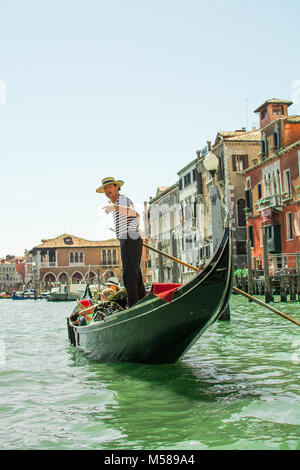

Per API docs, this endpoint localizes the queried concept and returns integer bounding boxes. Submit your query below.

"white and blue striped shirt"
[112,194,139,239]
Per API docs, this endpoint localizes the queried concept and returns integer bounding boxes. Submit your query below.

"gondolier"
[96,177,146,307]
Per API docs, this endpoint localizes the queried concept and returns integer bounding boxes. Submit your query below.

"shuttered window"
[248,225,254,247]
[232,155,249,171]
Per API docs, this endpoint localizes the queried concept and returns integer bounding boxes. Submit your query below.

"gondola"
[67,225,233,364]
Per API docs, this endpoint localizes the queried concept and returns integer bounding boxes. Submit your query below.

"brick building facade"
[242,98,300,269]
[212,128,261,267]
[27,233,122,288]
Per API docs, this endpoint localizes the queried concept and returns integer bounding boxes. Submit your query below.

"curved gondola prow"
[81,283,93,302]
[67,283,94,345]
[213,225,233,321]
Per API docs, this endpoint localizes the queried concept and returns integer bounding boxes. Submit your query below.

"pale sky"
[1,0,300,257]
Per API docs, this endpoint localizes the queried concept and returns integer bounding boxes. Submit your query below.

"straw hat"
[96,177,124,193]
[104,277,120,287]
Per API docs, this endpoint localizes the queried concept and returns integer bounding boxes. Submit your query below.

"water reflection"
[67,347,261,449]
[65,296,300,450]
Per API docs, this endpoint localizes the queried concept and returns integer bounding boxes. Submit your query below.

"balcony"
[40,261,57,267]
[255,194,283,212]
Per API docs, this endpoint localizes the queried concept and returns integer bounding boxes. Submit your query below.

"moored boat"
[67,226,233,364]
[0,292,12,299]
[47,292,79,301]
[12,291,44,300]
[12,291,28,300]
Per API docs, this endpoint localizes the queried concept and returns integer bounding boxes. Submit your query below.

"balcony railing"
[40,261,57,267]
[255,194,283,212]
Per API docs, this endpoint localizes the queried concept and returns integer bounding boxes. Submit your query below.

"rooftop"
[149,182,179,204]
[254,98,293,113]
[32,233,119,250]
[225,129,261,142]
[213,128,261,147]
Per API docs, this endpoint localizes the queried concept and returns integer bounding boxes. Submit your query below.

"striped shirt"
[112,194,139,239]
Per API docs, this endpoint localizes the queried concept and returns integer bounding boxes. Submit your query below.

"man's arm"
[103,202,139,218]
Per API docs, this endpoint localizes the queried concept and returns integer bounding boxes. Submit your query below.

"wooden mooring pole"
[297,253,300,301]
[263,232,273,303]
[246,239,254,297]
[280,275,287,302]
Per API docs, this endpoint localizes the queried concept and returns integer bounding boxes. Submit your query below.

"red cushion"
[150,283,182,303]
[78,299,91,308]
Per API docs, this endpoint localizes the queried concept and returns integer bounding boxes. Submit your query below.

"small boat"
[12,291,28,300]
[12,291,44,300]
[0,292,12,299]
[67,225,233,364]
[47,284,86,302]
[47,292,79,301]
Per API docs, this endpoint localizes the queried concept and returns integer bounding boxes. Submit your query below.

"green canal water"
[0,295,299,450]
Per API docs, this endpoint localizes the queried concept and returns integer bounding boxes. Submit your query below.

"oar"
[232,286,300,327]
[142,242,203,273]
[108,228,300,327]
[143,240,300,328]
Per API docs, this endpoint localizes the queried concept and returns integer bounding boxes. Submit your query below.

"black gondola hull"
[67,227,233,364]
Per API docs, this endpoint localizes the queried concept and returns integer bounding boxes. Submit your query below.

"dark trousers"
[120,236,146,307]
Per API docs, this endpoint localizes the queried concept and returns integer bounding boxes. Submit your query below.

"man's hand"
[103,202,115,214]
[103,202,139,218]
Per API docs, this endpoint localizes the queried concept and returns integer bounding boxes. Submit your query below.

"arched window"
[74,252,79,263]
[261,133,268,157]
[107,249,112,265]
[102,249,107,265]
[112,249,117,265]
[70,252,74,263]
[79,252,83,263]
[272,170,278,195]
[267,173,271,196]
[245,177,252,212]
[49,250,56,265]
[273,124,280,150]
[276,169,282,194]
[58,272,68,284]
[44,273,56,284]
[237,199,246,227]
[72,272,83,284]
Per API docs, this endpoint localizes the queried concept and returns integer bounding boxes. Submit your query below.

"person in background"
[100,288,114,302]
[104,277,120,293]
[77,299,94,326]
[70,312,80,325]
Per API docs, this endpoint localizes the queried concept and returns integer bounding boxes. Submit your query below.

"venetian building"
[147,184,181,283]
[142,201,153,285]
[195,142,216,264]
[242,98,300,270]
[27,233,121,288]
[212,127,261,267]
[177,159,200,280]
[0,262,22,291]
